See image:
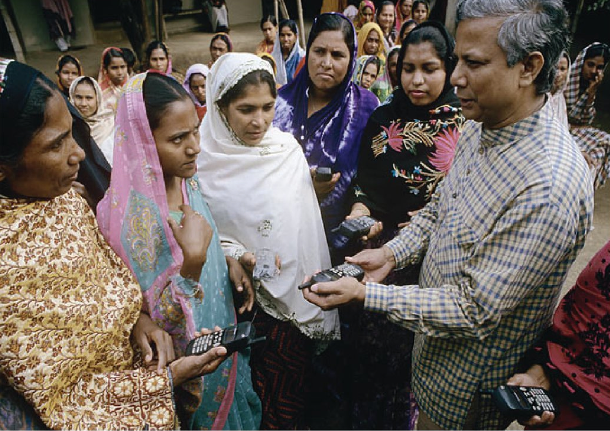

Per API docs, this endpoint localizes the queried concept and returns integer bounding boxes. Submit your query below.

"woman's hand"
[226,256,255,313]
[587,69,604,98]
[168,205,213,281]
[507,365,555,427]
[346,246,396,283]
[310,167,341,199]
[133,312,175,371]
[239,252,256,273]
[346,203,383,240]
[168,327,228,386]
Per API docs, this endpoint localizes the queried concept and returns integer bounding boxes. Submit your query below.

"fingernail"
[311,284,318,292]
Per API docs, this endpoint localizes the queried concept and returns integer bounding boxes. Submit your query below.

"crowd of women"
[1,1,609,429]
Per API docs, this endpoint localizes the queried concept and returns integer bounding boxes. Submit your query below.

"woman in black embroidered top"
[343,21,464,430]
[349,21,464,240]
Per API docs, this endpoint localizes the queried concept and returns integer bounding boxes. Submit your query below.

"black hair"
[387,47,401,62]
[0,76,55,165]
[366,56,381,74]
[399,19,418,43]
[278,19,298,34]
[217,70,277,109]
[584,44,610,64]
[210,33,232,51]
[103,48,126,69]
[145,41,169,69]
[397,21,456,90]
[75,76,96,90]
[146,41,168,59]
[378,1,396,13]
[143,73,191,131]
[56,55,80,76]
[120,47,137,68]
[189,72,206,85]
[413,0,430,13]
[260,15,277,29]
[308,14,355,60]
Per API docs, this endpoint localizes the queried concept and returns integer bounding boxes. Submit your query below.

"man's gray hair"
[456,0,569,94]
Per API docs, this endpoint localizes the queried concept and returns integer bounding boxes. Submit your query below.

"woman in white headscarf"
[69,76,115,165]
[183,63,210,121]
[270,19,305,86]
[197,52,339,429]
[549,51,570,129]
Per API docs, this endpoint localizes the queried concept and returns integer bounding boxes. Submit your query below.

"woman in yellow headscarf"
[357,22,392,102]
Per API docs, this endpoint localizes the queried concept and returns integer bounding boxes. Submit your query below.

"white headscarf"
[197,53,339,340]
[69,76,115,165]
[183,63,210,107]
[271,25,305,86]
[549,52,570,130]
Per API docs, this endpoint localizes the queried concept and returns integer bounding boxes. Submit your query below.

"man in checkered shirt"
[302,0,594,428]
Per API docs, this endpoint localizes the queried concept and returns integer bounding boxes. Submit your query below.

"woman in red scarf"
[508,239,610,429]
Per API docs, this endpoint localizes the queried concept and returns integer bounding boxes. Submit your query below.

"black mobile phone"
[315,166,333,182]
[185,321,265,356]
[492,385,557,421]
[298,263,365,290]
[338,215,378,239]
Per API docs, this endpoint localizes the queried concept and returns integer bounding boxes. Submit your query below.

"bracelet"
[167,365,175,395]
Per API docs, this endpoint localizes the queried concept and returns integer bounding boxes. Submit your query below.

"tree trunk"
[571,0,585,35]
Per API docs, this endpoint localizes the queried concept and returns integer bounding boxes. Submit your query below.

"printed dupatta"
[96,73,240,429]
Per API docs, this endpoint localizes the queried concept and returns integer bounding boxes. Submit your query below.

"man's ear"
[520,51,545,88]
[0,165,7,182]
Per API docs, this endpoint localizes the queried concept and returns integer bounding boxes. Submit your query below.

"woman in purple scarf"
[273,13,379,260]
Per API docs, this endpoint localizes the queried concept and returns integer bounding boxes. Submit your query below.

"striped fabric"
[364,101,594,429]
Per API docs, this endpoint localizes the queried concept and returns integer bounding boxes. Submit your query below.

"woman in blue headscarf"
[273,13,379,263]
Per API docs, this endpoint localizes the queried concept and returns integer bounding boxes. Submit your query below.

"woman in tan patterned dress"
[0,59,227,430]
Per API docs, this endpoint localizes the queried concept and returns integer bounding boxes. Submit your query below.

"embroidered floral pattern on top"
[370,105,463,199]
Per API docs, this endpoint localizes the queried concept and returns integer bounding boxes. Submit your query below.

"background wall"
[9,0,95,52]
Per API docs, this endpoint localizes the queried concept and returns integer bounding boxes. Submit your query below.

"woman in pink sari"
[97,72,261,429]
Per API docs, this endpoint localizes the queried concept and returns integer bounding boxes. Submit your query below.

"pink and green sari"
[96,72,261,429]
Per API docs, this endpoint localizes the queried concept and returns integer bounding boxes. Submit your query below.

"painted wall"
[9,0,94,53]
[226,0,261,25]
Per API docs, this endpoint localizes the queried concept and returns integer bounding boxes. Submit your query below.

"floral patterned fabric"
[0,189,176,430]
[353,87,464,228]
[522,239,610,429]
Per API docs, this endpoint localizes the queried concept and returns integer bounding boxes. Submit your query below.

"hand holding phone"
[299,263,365,290]
[186,321,265,356]
[491,385,557,422]
[314,166,333,182]
[337,216,378,240]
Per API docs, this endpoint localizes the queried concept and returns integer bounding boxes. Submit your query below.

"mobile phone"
[491,385,557,421]
[298,263,365,290]
[253,248,278,281]
[185,321,265,356]
[338,216,378,239]
[315,166,333,182]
